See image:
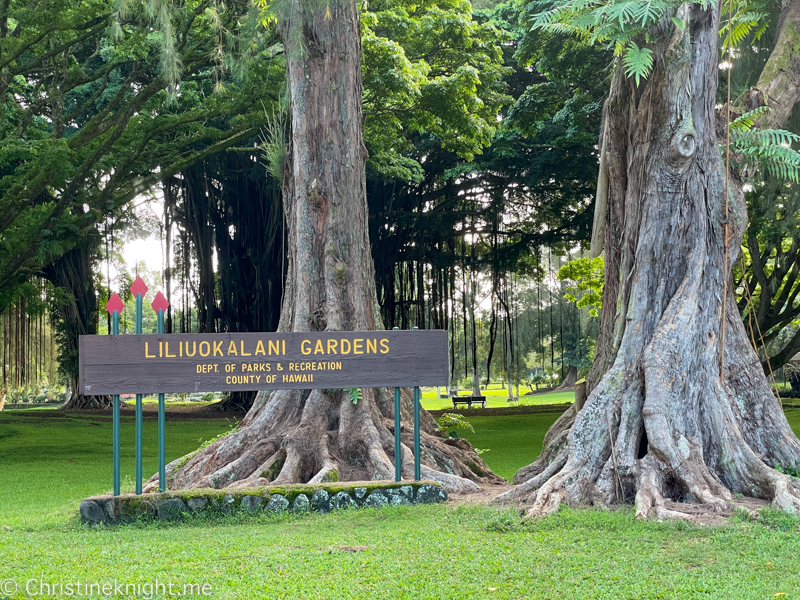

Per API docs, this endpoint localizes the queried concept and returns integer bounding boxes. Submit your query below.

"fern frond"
[729,126,800,184]
[530,0,675,86]
[729,106,770,133]
[719,0,772,47]
[622,43,653,86]
[735,129,800,148]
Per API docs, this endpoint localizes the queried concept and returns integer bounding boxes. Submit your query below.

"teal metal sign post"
[394,384,401,482]
[391,326,422,482]
[412,326,421,481]
[105,282,171,496]
[392,328,402,482]
[105,293,124,496]
[131,276,147,495]
[152,291,170,493]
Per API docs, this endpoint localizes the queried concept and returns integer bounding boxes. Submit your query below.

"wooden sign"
[79,330,448,396]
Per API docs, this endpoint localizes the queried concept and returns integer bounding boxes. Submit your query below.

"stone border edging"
[80,481,447,524]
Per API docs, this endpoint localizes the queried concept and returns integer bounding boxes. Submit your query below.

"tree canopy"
[0,0,281,305]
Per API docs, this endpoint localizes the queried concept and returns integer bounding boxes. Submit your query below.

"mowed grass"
[457,414,560,481]
[420,386,574,410]
[5,503,800,599]
[0,410,236,528]
[2,407,800,598]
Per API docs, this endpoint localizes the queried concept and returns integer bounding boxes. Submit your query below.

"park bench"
[451,395,486,409]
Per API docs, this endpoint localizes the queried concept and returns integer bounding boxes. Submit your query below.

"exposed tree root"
[61,394,112,410]
[146,387,500,493]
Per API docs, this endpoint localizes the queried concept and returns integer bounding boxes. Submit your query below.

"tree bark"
[554,365,577,391]
[747,0,800,129]
[147,0,498,493]
[504,3,800,518]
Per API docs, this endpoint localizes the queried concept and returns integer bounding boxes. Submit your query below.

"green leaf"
[622,43,653,86]
[347,388,363,405]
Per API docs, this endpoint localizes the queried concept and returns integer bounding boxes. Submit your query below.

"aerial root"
[254,450,286,483]
[393,438,481,493]
[634,455,665,519]
[366,443,395,481]
[420,465,481,493]
[227,475,270,489]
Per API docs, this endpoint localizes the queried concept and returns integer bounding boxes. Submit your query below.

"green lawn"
[0,410,235,528]
[420,386,575,410]
[2,408,800,599]
[458,414,560,481]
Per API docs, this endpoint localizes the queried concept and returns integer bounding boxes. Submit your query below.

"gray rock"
[240,495,263,513]
[266,494,290,513]
[384,486,411,506]
[104,500,116,519]
[353,487,368,500]
[311,489,331,513]
[416,484,448,504]
[80,500,105,524]
[119,499,154,520]
[156,498,187,520]
[363,490,389,508]
[221,494,236,514]
[187,497,208,513]
[292,494,310,513]
[331,491,357,510]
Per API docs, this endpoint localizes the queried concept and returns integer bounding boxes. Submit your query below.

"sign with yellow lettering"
[79,330,447,395]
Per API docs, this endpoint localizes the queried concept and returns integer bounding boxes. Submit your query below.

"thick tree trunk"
[747,0,800,129]
[210,391,254,412]
[147,0,498,493]
[554,365,577,391]
[504,4,800,518]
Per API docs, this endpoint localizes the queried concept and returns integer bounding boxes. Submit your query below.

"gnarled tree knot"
[668,130,697,167]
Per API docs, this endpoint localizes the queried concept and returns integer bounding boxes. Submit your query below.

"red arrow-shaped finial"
[151,291,170,313]
[130,275,148,298]
[106,293,124,315]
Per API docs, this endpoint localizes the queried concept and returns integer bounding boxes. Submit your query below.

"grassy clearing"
[3,409,800,598]
[420,386,574,410]
[456,414,560,481]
